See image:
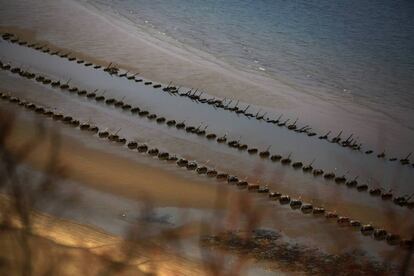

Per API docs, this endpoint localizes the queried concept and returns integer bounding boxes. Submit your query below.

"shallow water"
[91,0,414,130]
[1,0,414,155]
[1,40,413,194]
[1,40,414,240]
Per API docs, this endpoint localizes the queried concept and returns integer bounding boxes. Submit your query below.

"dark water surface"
[90,0,414,130]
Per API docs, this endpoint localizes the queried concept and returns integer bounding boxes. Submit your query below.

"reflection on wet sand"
[0,1,413,274]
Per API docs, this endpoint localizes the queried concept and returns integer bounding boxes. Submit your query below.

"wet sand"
[1,77,412,273]
[2,111,228,209]
[0,45,413,239]
[0,0,413,154]
[1,0,413,273]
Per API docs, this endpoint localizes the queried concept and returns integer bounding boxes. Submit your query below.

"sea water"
[89,0,414,130]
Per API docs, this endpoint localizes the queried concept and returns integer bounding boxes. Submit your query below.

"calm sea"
[90,0,414,126]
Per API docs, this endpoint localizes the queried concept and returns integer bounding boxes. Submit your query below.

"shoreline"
[0,0,413,154]
[1,1,413,273]
[74,0,414,140]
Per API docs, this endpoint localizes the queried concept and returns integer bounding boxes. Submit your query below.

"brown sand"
[2,112,233,209]
[0,107,411,270]
[1,98,413,239]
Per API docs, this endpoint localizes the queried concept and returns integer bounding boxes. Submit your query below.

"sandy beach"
[0,0,413,274]
[0,0,413,154]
